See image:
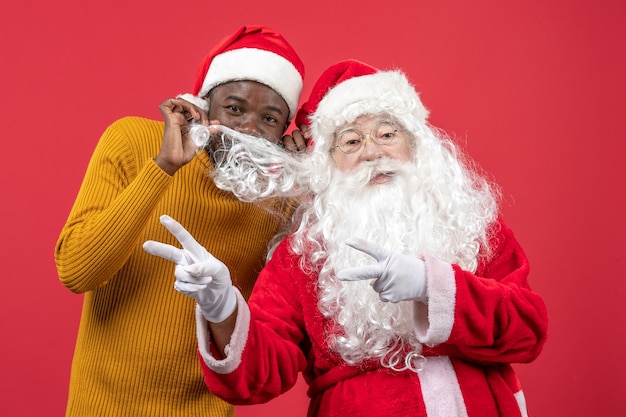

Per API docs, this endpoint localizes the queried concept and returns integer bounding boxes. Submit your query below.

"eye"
[226,105,243,113]
[344,138,362,146]
[339,132,362,149]
[376,124,398,142]
[263,114,279,124]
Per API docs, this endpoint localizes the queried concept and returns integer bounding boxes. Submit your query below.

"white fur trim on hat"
[199,48,303,120]
[311,71,429,151]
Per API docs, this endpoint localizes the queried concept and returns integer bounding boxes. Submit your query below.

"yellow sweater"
[55,116,291,417]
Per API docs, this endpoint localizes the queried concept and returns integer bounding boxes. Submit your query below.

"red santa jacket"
[196,219,548,417]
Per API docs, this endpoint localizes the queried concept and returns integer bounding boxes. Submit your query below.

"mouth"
[369,171,395,184]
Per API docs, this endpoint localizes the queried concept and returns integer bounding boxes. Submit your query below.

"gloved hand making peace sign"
[337,238,428,303]
[143,215,237,323]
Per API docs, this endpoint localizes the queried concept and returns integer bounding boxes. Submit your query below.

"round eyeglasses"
[331,122,401,154]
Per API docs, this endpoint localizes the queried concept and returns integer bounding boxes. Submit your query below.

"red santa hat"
[296,59,429,152]
[179,25,304,120]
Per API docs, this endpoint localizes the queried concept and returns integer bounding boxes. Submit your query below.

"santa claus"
[144,59,548,417]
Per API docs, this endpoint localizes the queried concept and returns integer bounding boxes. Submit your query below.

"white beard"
[190,124,304,202]
[291,152,497,370]
[315,160,435,370]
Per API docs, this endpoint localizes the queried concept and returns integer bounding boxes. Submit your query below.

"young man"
[145,59,548,416]
[55,25,305,417]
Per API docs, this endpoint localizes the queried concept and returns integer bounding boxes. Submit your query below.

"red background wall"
[1,1,624,416]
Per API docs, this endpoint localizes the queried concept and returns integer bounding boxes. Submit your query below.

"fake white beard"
[190,124,304,202]
[293,155,497,370]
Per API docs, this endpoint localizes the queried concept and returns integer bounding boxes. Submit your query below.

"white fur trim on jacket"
[419,356,469,417]
[196,288,250,374]
[414,254,456,346]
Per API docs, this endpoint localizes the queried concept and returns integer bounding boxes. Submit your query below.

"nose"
[234,116,261,137]
[360,135,384,160]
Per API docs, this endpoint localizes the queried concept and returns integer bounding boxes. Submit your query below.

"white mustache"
[335,159,408,187]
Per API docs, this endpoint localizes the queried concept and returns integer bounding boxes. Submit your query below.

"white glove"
[143,214,237,322]
[336,238,428,303]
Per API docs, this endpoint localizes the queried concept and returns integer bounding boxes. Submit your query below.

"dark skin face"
[205,80,290,143]
[156,80,307,176]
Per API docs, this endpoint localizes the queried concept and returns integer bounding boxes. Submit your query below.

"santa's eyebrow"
[339,118,399,133]
[374,118,400,127]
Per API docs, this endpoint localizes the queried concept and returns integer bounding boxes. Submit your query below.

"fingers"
[208,120,222,134]
[184,258,225,277]
[174,279,209,294]
[337,264,395,303]
[143,240,184,263]
[336,265,383,281]
[281,134,297,152]
[158,215,204,261]
[299,124,311,137]
[164,97,210,125]
[156,98,205,174]
[281,124,311,153]
[175,264,212,285]
[377,291,398,303]
[344,238,388,262]
[336,238,387,281]
[158,98,187,128]
[159,215,195,244]
[159,98,209,144]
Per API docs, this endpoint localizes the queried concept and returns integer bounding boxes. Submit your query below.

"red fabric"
[295,59,377,128]
[200,219,548,416]
[192,25,305,96]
